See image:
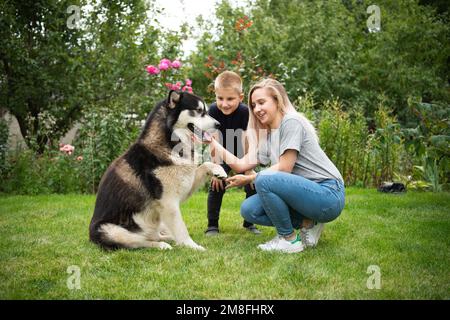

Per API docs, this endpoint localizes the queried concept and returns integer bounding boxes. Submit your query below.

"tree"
[0,0,87,152]
[0,0,182,153]
[189,0,450,124]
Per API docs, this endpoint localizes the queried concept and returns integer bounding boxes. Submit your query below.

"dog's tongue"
[202,131,212,143]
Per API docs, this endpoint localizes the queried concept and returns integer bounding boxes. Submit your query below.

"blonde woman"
[205,78,345,253]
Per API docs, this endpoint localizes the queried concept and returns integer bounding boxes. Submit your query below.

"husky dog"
[89,91,227,251]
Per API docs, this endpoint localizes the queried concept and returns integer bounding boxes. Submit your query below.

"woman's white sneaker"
[258,234,304,253]
[301,222,324,248]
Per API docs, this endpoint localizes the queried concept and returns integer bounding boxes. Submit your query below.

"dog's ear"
[168,90,181,109]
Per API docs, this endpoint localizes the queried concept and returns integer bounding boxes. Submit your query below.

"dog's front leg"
[162,204,205,251]
[186,162,227,198]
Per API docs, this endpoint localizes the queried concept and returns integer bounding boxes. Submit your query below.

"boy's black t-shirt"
[208,102,249,157]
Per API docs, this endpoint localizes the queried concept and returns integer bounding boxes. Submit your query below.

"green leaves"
[1,0,185,153]
[190,0,449,125]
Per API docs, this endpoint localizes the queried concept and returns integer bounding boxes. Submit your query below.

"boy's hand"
[211,177,225,192]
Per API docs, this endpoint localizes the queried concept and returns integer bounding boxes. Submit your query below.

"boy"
[205,71,261,236]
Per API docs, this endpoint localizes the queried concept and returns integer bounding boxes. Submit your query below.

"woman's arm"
[266,149,298,173]
[225,149,298,189]
[209,138,258,173]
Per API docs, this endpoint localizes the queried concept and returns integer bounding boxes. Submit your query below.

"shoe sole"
[258,244,305,253]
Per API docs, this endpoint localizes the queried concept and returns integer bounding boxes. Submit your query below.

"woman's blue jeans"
[241,170,345,236]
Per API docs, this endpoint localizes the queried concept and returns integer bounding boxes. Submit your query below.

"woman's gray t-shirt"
[257,113,343,183]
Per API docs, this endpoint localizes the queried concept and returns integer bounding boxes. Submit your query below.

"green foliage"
[0,0,88,152]
[0,0,185,152]
[403,100,450,191]
[78,0,168,116]
[0,118,8,175]
[0,108,141,194]
[75,108,140,193]
[310,96,409,188]
[371,103,404,185]
[190,0,450,121]
[314,100,370,186]
[0,147,84,195]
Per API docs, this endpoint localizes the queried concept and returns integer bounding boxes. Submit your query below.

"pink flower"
[185,78,192,86]
[158,58,172,71]
[76,156,83,161]
[171,59,182,68]
[182,86,193,93]
[165,83,175,90]
[59,144,75,155]
[146,65,160,75]
[165,83,180,91]
[160,58,172,66]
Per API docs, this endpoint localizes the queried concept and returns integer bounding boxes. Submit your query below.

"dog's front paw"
[180,239,206,251]
[158,242,173,250]
[211,165,227,180]
[191,243,206,251]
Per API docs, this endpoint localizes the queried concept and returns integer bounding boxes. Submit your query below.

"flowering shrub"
[0,143,86,194]
[145,58,193,94]
[59,144,75,155]
[145,65,159,75]
[74,108,140,193]
[235,16,253,32]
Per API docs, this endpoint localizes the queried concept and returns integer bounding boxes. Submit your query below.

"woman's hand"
[225,173,256,189]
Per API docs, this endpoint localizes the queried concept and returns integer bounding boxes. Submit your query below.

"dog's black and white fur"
[89,91,227,251]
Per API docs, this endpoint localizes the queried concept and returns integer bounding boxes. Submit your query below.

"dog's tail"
[90,223,159,250]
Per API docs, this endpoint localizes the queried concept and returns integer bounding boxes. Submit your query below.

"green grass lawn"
[0,188,449,299]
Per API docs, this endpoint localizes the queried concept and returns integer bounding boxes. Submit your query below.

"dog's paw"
[158,242,173,250]
[180,239,206,251]
[211,165,227,180]
[190,243,206,251]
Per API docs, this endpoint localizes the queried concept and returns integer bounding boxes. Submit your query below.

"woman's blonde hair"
[246,78,318,154]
